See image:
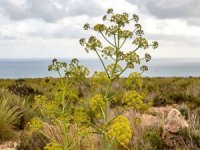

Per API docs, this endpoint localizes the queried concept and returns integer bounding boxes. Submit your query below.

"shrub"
[178,105,189,120]
[142,126,163,150]
[17,131,48,150]
[179,128,200,149]
[0,99,21,141]
[7,79,41,98]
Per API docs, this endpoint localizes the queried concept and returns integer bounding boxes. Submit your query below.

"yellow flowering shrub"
[123,91,151,111]
[33,95,61,119]
[108,115,132,146]
[125,72,143,90]
[89,94,105,118]
[90,71,109,88]
[73,107,90,125]
[54,88,79,103]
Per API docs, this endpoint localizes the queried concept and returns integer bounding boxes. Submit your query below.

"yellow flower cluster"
[89,94,105,118]
[108,115,132,145]
[125,72,143,89]
[78,126,93,138]
[133,37,148,49]
[44,142,62,150]
[74,107,89,125]
[94,24,107,32]
[90,71,109,87]
[27,118,43,133]
[33,95,60,119]
[122,91,143,109]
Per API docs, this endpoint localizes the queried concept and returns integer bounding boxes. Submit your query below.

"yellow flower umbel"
[26,118,43,133]
[123,91,143,108]
[89,94,105,119]
[122,91,151,111]
[90,71,109,88]
[108,115,132,146]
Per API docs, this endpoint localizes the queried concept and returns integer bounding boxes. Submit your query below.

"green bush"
[178,106,189,120]
[179,128,200,149]
[7,79,41,98]
[142,126,164,150]
[143,77,200,108]
[17,131,48,150]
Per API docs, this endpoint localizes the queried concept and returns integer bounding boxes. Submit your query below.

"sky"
[0,0,200,59]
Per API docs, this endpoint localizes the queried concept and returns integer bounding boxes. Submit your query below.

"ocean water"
[0,58,200,79]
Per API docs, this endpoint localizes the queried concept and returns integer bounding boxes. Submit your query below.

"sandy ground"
[0,142,17,150]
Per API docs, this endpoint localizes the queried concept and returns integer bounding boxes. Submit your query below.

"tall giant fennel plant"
[80,8,158,149]
[27,59,90,150]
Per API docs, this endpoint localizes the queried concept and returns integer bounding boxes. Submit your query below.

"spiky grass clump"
[0,99,21,141]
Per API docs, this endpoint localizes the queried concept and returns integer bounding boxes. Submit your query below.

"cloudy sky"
[0,0,200,59]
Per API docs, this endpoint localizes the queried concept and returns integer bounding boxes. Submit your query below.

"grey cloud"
[128,0,200,21]
[0,0,31,20]
[185,18,200,26]
[0,0,104,22]
[148,0,200,19]
[28,26,85,39]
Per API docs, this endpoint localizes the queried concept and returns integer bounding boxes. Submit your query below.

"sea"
[0,58,200,79]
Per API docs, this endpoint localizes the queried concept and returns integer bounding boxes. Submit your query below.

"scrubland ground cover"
[0,78,200,149]
[0,8,199,150]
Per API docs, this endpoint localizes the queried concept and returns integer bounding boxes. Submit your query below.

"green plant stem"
[114,34,117,47]
[100,31,115,47]
[95,50,110,79]
[102,29,120,150]
[63,120,69,149]
[105,109,126,126]
[133,46,140,52]
[119,66,128,76]
[39,131,59,145]
[119,38,126,49]
[57,69,69,149]
[57,69,66,113]
[96,48,116,61]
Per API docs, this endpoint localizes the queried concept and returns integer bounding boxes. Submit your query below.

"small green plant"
[80,8,158,149]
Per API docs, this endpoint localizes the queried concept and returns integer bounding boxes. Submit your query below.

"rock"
[162,109,189,147]
[147,105,174,118]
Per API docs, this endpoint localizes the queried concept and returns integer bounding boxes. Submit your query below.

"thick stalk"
[57,69,68,149]
[102,29,120,150]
